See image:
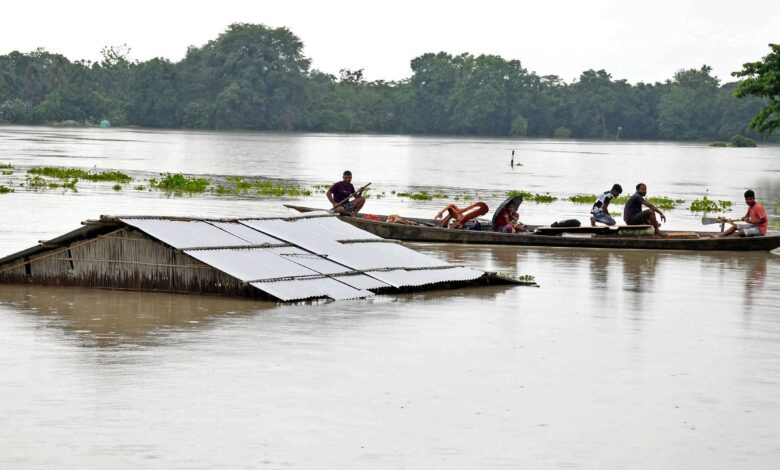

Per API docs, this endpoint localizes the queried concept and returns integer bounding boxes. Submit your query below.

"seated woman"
[434,202,489,229]
[495,206,527,233]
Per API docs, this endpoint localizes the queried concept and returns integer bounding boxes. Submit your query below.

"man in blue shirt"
[326,170,366,216]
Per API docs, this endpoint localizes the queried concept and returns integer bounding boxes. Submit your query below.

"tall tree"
[732,43,780,137]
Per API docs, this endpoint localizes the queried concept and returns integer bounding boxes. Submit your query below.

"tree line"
[0,23,775,141]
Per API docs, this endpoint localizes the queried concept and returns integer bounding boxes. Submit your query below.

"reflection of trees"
[0,285,270,348]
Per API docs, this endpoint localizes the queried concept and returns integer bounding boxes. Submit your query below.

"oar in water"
[330,182,371,214]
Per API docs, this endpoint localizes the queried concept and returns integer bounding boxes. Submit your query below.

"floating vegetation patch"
[710,142,728,147]
[613,195,630,204]
[689,196,732,212]
[0,163,13,169]
[0,185,13,194]
[150,173,209,193]
[505,190,557,203]
[134,185,145,191]
[397,191,434,201]
[216,177,312,197]
[1,170,12,175]
[113,184,122,191]
[645,196,685,210]
[28,166,131,183]
[569,194,597,204]
[25,175,48,189]
[507,190,532,199]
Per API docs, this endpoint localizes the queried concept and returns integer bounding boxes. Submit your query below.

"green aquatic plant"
[729,135,757,147]
[645,196,685,210]
[0,185,14,194]
[689,196,725,212]
[530,193,557,203]
[709,141,729,147]
[0,163,13,169]
[518,274,536,282]
[28,166,131,183]
[569,194,597,204]
[1,170,12,175]
[134,185,145,191]
[25,175,48,189]
[397,191,434,201]
[112,184,122,191]
[507,190,532,199]
[150,173,210,193]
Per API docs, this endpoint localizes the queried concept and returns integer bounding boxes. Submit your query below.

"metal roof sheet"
[121,218,250,249]
[331,274,391,290]
[207,222,283,245]
[240,219,447,271]
[287,216,382,240]
[251,278,373,301]
[264,246,349,275]
[367,267,483,288]
[183,248,317,282]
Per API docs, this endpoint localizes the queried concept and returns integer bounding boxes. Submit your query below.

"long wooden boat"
[284,205,780,252]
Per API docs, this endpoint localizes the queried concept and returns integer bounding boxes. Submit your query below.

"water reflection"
[0,285,272,348]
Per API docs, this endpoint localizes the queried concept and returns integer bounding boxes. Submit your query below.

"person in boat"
[718,190,768,237]
[495,205,527,233]
[590,183,622,226]
[326,170,366,216]
[623,183,666,236]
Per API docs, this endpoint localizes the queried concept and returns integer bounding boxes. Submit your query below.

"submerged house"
[0,214,514,302]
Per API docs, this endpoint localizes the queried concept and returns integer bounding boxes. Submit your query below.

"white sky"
[2,0,779,84]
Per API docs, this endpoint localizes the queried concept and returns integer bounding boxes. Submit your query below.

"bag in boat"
[551,219,581,228]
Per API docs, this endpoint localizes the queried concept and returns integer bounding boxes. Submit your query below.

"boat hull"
[285,205,780,252]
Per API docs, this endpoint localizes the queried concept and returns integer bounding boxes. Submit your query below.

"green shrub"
[553,127,572,138]
[729,135,757,147]
[710,141,728,147]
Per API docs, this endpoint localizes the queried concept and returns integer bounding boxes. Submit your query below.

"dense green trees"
[0,23,774,142]
[733,44,780,136]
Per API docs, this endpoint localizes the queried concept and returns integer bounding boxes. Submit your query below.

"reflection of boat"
[284,205,780,252]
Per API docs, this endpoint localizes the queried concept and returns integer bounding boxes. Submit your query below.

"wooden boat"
[284,205,780,252]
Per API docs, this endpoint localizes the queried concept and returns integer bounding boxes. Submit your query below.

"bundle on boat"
[0,213,530,302]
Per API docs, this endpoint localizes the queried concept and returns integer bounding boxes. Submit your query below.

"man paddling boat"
[326,170,366,216]
[718,190,768,238]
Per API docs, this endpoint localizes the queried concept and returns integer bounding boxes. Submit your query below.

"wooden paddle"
[330,182,371,213]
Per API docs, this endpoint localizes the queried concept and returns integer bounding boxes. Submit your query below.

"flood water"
[1,126,779,468]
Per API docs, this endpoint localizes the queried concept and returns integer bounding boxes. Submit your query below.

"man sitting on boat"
[718,189,768,238]
[327,170,366,216]
[590,184,622,226]
[623,183,666,236]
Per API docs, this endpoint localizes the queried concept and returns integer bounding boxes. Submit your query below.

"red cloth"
[748,202,768,235]
[496,208,511,227]
[363,214,381,221]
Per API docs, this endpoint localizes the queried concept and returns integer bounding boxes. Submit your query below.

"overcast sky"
[3,0,778,84]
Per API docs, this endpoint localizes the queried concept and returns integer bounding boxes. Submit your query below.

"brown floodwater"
[1,126,779,468]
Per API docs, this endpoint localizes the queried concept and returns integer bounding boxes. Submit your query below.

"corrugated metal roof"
[251,278,373,301]
[1,214,488,302]
[264,246,350,275]
[184,248,318,282]
[121,218,250,249]
[240,219,447,270]
[367,267,483,288]
[207,221,283,245]
[331,274,390,290]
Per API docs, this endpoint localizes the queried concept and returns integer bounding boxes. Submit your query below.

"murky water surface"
[1,126,779,468]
